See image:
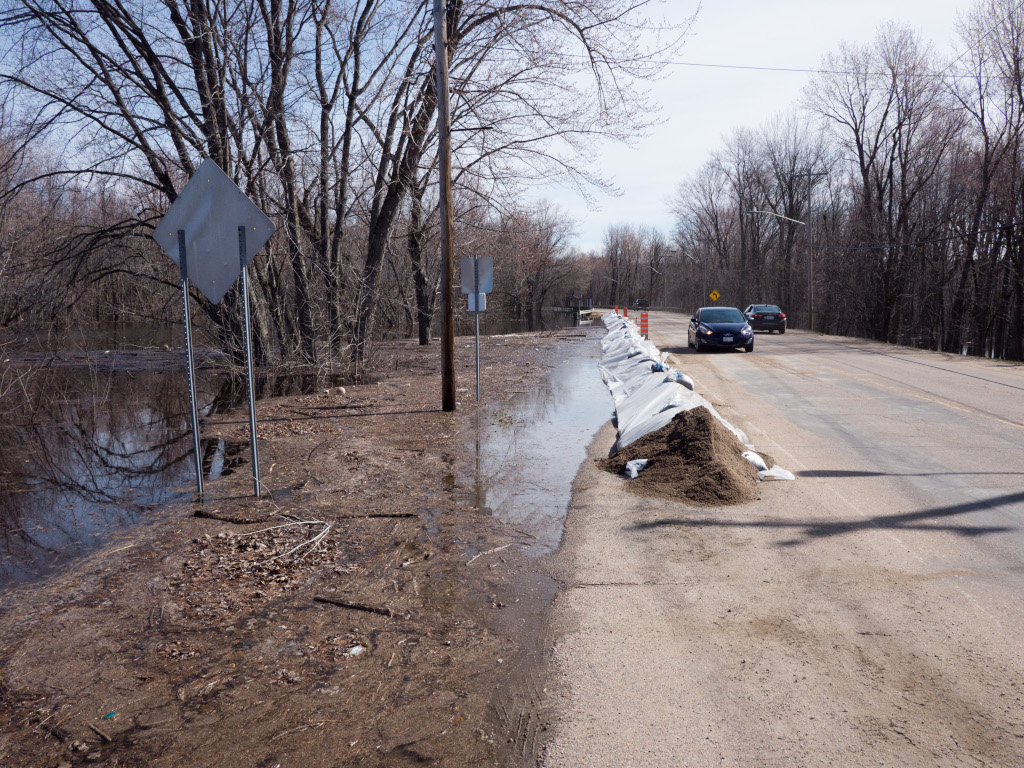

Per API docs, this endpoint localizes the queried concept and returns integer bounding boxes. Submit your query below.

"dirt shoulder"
[0,328,601,768]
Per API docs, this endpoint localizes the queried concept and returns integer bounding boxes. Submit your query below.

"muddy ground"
[0,328,600,768]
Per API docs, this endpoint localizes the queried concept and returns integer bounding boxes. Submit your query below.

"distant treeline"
[668,3,1024,360]
[0,0,685,368]
[7,1,1020,363]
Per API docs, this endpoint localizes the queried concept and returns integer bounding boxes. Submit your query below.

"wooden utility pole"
[434,0,456,411]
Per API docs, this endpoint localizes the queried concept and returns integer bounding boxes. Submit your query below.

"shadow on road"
[662,346,748,356]
[627,490,1024,547]
[800,469,1024,478]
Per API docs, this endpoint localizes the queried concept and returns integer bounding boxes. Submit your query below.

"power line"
[457,42,978,79]
[456,43,993,81]
[660,60,975,79]
[940,0,1024,77]
[459,0,1024,82]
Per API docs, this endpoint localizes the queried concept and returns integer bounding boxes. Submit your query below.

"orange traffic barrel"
[640,312,649,337]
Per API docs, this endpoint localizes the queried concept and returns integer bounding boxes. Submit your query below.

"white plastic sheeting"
[599,312,794,481]
[600,312,748,451]
[758,466,796,481]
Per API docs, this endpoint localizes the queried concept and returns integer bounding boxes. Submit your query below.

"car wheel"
[695,338,704,353]
[779,326,786,335]
[688,335,694,349]
[744,343,754,353]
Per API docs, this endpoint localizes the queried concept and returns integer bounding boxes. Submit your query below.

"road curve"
[539,313,1024,768]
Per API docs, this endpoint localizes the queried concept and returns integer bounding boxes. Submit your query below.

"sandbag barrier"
[599,312,794,481]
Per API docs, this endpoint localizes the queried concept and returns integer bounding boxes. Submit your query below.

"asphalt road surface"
[539,314,1024,767]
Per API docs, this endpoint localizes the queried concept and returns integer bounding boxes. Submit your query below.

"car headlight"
[699,325,713,336]
[741,327,752,335]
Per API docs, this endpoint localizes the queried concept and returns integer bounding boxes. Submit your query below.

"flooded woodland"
[0,309,584,586]
[0,315,607,768]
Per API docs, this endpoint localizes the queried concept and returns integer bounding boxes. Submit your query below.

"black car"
[688,307,754,352]
[634,298,650,309]
[743,304,787,333]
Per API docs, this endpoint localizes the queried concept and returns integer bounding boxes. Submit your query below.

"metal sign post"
[154,159,276,501]
[178,231,204,500]
[461,256,493,402]
[239,226,261,497]
[474,256,481,401]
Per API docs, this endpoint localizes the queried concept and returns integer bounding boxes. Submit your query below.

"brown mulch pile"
[601,406,760,505]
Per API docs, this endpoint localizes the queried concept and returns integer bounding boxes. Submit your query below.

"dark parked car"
[688,307,754,352]
[743,304,787,333]
[634,298,650,309]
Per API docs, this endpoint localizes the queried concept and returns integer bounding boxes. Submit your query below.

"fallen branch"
[260,521,332,564]
[194,509,273,524]
[307,439,332,461]
[88,724,112,742]
[270,721,324,741]
[313,596,400,618]
[466,543,512,566]
[340,512,418,519]
[234,519,326,536]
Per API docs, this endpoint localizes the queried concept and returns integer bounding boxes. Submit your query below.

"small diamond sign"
[153,158,275,303]
[709,290,721,302]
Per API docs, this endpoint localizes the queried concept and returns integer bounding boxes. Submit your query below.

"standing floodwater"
[463,333,610,555]
[0,356,233,585]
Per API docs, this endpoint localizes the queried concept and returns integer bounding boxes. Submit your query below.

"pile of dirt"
[602,406,760,505]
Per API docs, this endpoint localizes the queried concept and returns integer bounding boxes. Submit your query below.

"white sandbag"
[624,459,649,478]
[600,313,787,481]
[665,371,694,390]
[741,451,768,471]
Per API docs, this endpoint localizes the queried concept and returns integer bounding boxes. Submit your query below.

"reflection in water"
[462,345,610,555]
[0,365,234,585]
[0,320,600,585]
[0,318,355,588]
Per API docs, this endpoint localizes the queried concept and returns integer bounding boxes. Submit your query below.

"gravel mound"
[602,406,759,505]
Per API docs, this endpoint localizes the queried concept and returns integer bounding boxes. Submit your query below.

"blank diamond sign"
[153,158,275,303]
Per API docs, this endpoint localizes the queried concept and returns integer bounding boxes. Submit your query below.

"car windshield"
[755,305,781,313]
[701,308,745,323]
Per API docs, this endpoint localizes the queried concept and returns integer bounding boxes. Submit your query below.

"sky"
[543,0,972,252]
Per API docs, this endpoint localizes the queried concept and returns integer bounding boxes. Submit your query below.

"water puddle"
[0,316,364,588]
[459,334,610,556]
[0,367,238,585]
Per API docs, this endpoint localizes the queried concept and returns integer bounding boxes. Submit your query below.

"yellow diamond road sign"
[709,290,721,302]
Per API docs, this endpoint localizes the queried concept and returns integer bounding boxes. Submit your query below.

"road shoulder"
[537,349,1024,767]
